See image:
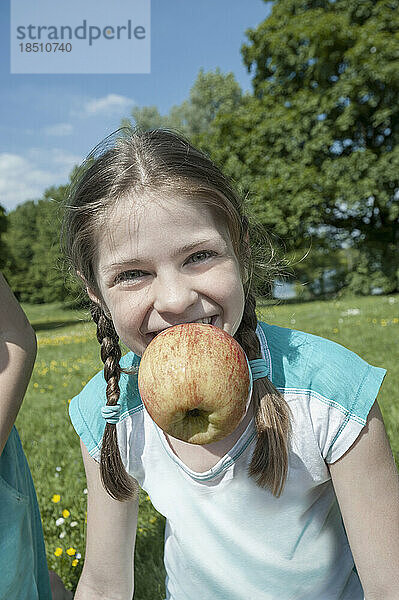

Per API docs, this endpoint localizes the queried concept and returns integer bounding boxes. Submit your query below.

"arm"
[328,400,399,600]
[49,571,73,599]
[74,439,139,600]
[0,272,37,456]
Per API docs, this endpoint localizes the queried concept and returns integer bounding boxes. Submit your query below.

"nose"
[152,271,198,315]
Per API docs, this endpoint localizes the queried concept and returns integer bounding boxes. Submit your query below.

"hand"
[49,570,74,599]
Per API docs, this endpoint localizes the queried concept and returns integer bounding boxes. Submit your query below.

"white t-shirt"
[70,321,386,599]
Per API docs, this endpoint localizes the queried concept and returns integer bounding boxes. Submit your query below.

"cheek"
[216,266,244,302]
[105,298,133,330]
[107,294,147,336]
[221,267,245,328]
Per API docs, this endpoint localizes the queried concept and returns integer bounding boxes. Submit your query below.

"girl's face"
[89,193,245,357]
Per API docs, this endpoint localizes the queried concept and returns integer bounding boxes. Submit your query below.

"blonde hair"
[63,127,292,500]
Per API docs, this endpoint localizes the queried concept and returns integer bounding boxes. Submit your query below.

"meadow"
[16,294,399,597]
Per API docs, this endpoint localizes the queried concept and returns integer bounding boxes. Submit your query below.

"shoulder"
[257,320,386,405]
[256,320,387,462]
[68,351,143,458]
[256,320,312,389]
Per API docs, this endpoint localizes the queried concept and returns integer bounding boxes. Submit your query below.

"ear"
[86,286,113,320]
[77,270,102,307]
[86,287,102,306]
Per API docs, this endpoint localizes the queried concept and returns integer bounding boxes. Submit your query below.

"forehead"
[96,192,230,260]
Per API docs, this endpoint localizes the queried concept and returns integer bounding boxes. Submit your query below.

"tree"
[3,201,38,299]
[3,186,80,304]
[0,204,7,270]
[201,0,399,294]
[123,67,243,140]
[28,186,71,303]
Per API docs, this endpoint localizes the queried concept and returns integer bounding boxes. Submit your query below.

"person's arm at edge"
[328,400,399,600]
[74,439,139,600]
[0,272,37,456]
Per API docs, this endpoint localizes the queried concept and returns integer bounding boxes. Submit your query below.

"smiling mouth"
[146,315,218,342]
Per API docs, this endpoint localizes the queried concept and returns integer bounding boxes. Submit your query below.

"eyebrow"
[101,237,226,274]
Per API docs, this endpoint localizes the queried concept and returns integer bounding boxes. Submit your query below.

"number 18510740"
[19,42,72,53]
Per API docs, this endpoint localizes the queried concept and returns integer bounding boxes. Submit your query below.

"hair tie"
[249,358,269,381]
[244,356,269,398]
[238,356,269,425]
[101,403,121,424]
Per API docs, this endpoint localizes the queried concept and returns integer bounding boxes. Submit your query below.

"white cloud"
[82,94,135,117]
[0,149,82,212]
[43,123,74,136]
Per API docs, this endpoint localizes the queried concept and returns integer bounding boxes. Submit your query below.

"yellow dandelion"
[54,547,63,557]
[66,547,76,556]
[333,328,339,333]
[150,517,156,524]
[62,509,70,518]
[72,559,78,567]
[52,494,61,503]
[381,320,387,327]
[33,383,39,388]
[372,318,377,323]
[393,318,398,324]
[68,399,72,404]
[138,527,143,533]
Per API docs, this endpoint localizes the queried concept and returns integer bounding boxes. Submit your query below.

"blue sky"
[0,0,271,212]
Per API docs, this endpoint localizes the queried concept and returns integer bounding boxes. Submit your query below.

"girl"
[0,273,72,599]
[65,128,399,600]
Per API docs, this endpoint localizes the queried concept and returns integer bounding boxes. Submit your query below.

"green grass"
[15,295,399,597]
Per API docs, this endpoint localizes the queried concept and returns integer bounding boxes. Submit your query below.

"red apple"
[138,323,251,445]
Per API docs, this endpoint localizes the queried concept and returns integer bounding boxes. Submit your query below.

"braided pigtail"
[91,303,138,501]
[234,293,292,498]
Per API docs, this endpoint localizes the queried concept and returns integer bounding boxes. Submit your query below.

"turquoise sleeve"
[69,369,107,458]
[304,334,387,423]
[68,351,142,459]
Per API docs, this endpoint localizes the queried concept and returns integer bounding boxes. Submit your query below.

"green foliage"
[3,201,38,297]
[287,243,348,296]
[29,188,70,303]
[4,187,81,303]
[125,67,243,139]
[0,204,7,269]
[198,0,399,294]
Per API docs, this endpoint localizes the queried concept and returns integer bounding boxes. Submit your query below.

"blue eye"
[188,251,216,263]
[114,270,145,284]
